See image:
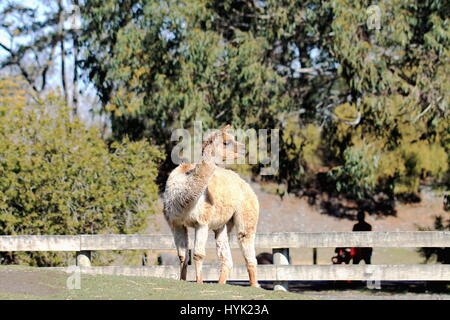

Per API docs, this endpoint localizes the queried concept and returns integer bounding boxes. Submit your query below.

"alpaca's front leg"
[214,225,233,284]
[194,224,208,283]
[172,225,189,280]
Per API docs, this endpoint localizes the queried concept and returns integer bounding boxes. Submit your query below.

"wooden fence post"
[76,250,91,267]
[273,248,290,291]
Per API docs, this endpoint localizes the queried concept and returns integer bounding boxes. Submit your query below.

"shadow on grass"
[237,280,449,295]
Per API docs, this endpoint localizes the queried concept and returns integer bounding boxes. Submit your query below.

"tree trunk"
[57,0,68,106]
[72,0,80,117]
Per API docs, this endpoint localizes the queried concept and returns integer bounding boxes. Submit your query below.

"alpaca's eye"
[224,140,231,146]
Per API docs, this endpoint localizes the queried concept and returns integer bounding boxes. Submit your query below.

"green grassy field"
[0,265,312,300]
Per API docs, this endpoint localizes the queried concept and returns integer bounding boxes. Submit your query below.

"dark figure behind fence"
[256,252,273,265]
[351,211,373,264]
[331,247,352,264]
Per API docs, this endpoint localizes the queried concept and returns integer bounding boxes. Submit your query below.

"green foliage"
[322,0,449,195]
[80,0,449,198]
[82,0,287,139]
[281,119,322,189]
[327,146,378,199]
[0,78,163,266]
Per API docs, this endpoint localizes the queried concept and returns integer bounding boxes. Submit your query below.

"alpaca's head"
[202,125,244,163]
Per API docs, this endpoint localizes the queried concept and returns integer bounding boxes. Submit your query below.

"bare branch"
[323,101,362,126]
[326,109,361,125]
[41,35,59,91]
[293,67,316,74]
[0,42,12,53]
[413,104,433,122]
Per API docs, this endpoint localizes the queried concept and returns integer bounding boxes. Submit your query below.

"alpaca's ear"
[220,124,232,132]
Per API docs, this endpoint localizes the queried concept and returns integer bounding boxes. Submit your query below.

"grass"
[0,265,313,300]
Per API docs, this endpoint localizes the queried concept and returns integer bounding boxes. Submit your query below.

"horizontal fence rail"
[48,264,450,281]
[2,232,449,284]
[1,231,449,251]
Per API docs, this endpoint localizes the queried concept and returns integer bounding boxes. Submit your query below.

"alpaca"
[163,125,259,287]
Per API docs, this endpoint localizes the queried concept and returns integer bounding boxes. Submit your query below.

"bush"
[327,145,378,200]
[0,78,164,266]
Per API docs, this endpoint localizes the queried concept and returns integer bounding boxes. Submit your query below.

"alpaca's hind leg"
[214,225,233,284]
[237,232,259,287]
[194,224,209,283]
[172,225,189,280]
[234,212,259,287]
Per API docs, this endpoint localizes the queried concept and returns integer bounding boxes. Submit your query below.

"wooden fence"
[1,232,449,289]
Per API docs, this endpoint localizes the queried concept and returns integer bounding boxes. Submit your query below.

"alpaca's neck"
[200,142,216,165]
[166,143,217,213]
[193,143,217,182]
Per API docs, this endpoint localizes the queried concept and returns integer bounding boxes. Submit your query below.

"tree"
[0,77,163,266]
[81,0,449,200]
[80,0,324,182]
[322,0,449,198]
[0,0,83,115]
